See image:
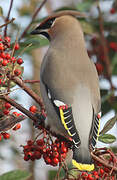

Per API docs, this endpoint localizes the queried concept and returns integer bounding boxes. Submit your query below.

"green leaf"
[112,53,117,75]
[80,20,94,34]
[15,37,49,55]
[98,134,116,144]
[0,170,31,180]
[0,7,3,16]
[76,0,94,11]
[100,115,117,135]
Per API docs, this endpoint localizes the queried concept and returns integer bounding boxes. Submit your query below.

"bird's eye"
[46,18,55,27]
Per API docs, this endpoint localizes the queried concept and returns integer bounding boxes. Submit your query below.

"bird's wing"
[53,99,81,147]
[89,109,101,150]
[40,79,81,147]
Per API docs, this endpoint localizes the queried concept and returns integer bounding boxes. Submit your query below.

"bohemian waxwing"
[31,10,101,171]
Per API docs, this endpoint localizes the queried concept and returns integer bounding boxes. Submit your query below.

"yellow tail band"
[72,159,94,171]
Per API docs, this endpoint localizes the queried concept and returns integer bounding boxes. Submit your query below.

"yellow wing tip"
[72,159,94,171]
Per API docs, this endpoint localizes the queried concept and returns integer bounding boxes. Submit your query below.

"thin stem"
[97,2,113,88]
[19,0,47,40]
[8,75,45,110]
[4,0,14,37]
[0,95,38,122]
[0,18,15,29]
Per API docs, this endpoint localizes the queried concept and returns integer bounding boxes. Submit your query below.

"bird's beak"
[30,29,40,35]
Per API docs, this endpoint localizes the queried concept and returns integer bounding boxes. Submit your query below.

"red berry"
[0,52,6,58]
[5,102,11,109]
[27,151,33,158]
[110,8,116,14]
[5,36,11,43]
[0,134,2,141]
[27,140,33,146]
[12,112,19,117]
[52,146,58,152]
[95,175,99,179]
[2,132,10,139]
[34,151,41,159]
[61,152,66,160]
[5,53,11,59]
[95,63,104,74]
[52,157,59,165]
[24,155,29,161]
[81,172,88,177]
[44,156,51,164]
[36,139,44,146]
[53,151,59,158]
[0,35,2,41]
[13,123,21,131]
[3,109,9,115]
[14,69,21,76]
[29,105,37,113]
[0,43,4,50]
[88,174,93,180]
[61,146,68,153]
[14,43,20,50]
[17,58,23,65]
[109,42,117,51]
[2,59,8,66]
[104,167,109,173]
[11,57,16,63]
[93,171,98,176]
[100,168,104,175]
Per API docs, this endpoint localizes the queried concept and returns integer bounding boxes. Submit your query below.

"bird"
[31,10,101,171]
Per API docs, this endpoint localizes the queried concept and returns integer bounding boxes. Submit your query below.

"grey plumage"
[31,11,101,171]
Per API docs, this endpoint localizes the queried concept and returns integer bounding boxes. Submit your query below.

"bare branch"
[19,0,47,40]
[4,0,14,37]
[8,75,45,110]
[0,18,15,29]
[0,95,38,122]
[0,115,26,132]
[97,3,113,88]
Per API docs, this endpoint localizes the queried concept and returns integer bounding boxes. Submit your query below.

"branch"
[23,80,40,84]
[19,0,47,40]
[4,0,14,37]
[9,75,45,110]
[91,148,117,172]
[0,95,38,122]
[97,3,113,88]
[0,115,26,132]
[0,18,15,29]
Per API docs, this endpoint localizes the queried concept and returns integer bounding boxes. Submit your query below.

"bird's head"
[30,10,86,41]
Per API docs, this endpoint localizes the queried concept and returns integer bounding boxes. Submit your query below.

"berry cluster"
[0,122,21,141]
[0,35,23,87]
[87,35,117,76]
[23,130,69,166]
[78,168,115,180]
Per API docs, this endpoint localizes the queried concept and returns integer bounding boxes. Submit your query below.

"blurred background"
[0,0,117,179]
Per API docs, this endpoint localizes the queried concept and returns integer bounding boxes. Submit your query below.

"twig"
[0,18,15,29]
[91,150,117,172]
[0,115,26,131]
[4,0,14,37]
[0,95,38,122]
[97,2,113,88]
[19,0,47,40]
[9,75,45,110]
[23,80,40,83]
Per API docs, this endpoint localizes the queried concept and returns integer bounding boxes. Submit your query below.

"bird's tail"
[72,146,94,171]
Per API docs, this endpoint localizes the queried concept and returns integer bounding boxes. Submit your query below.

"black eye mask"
[37,17,55,30]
